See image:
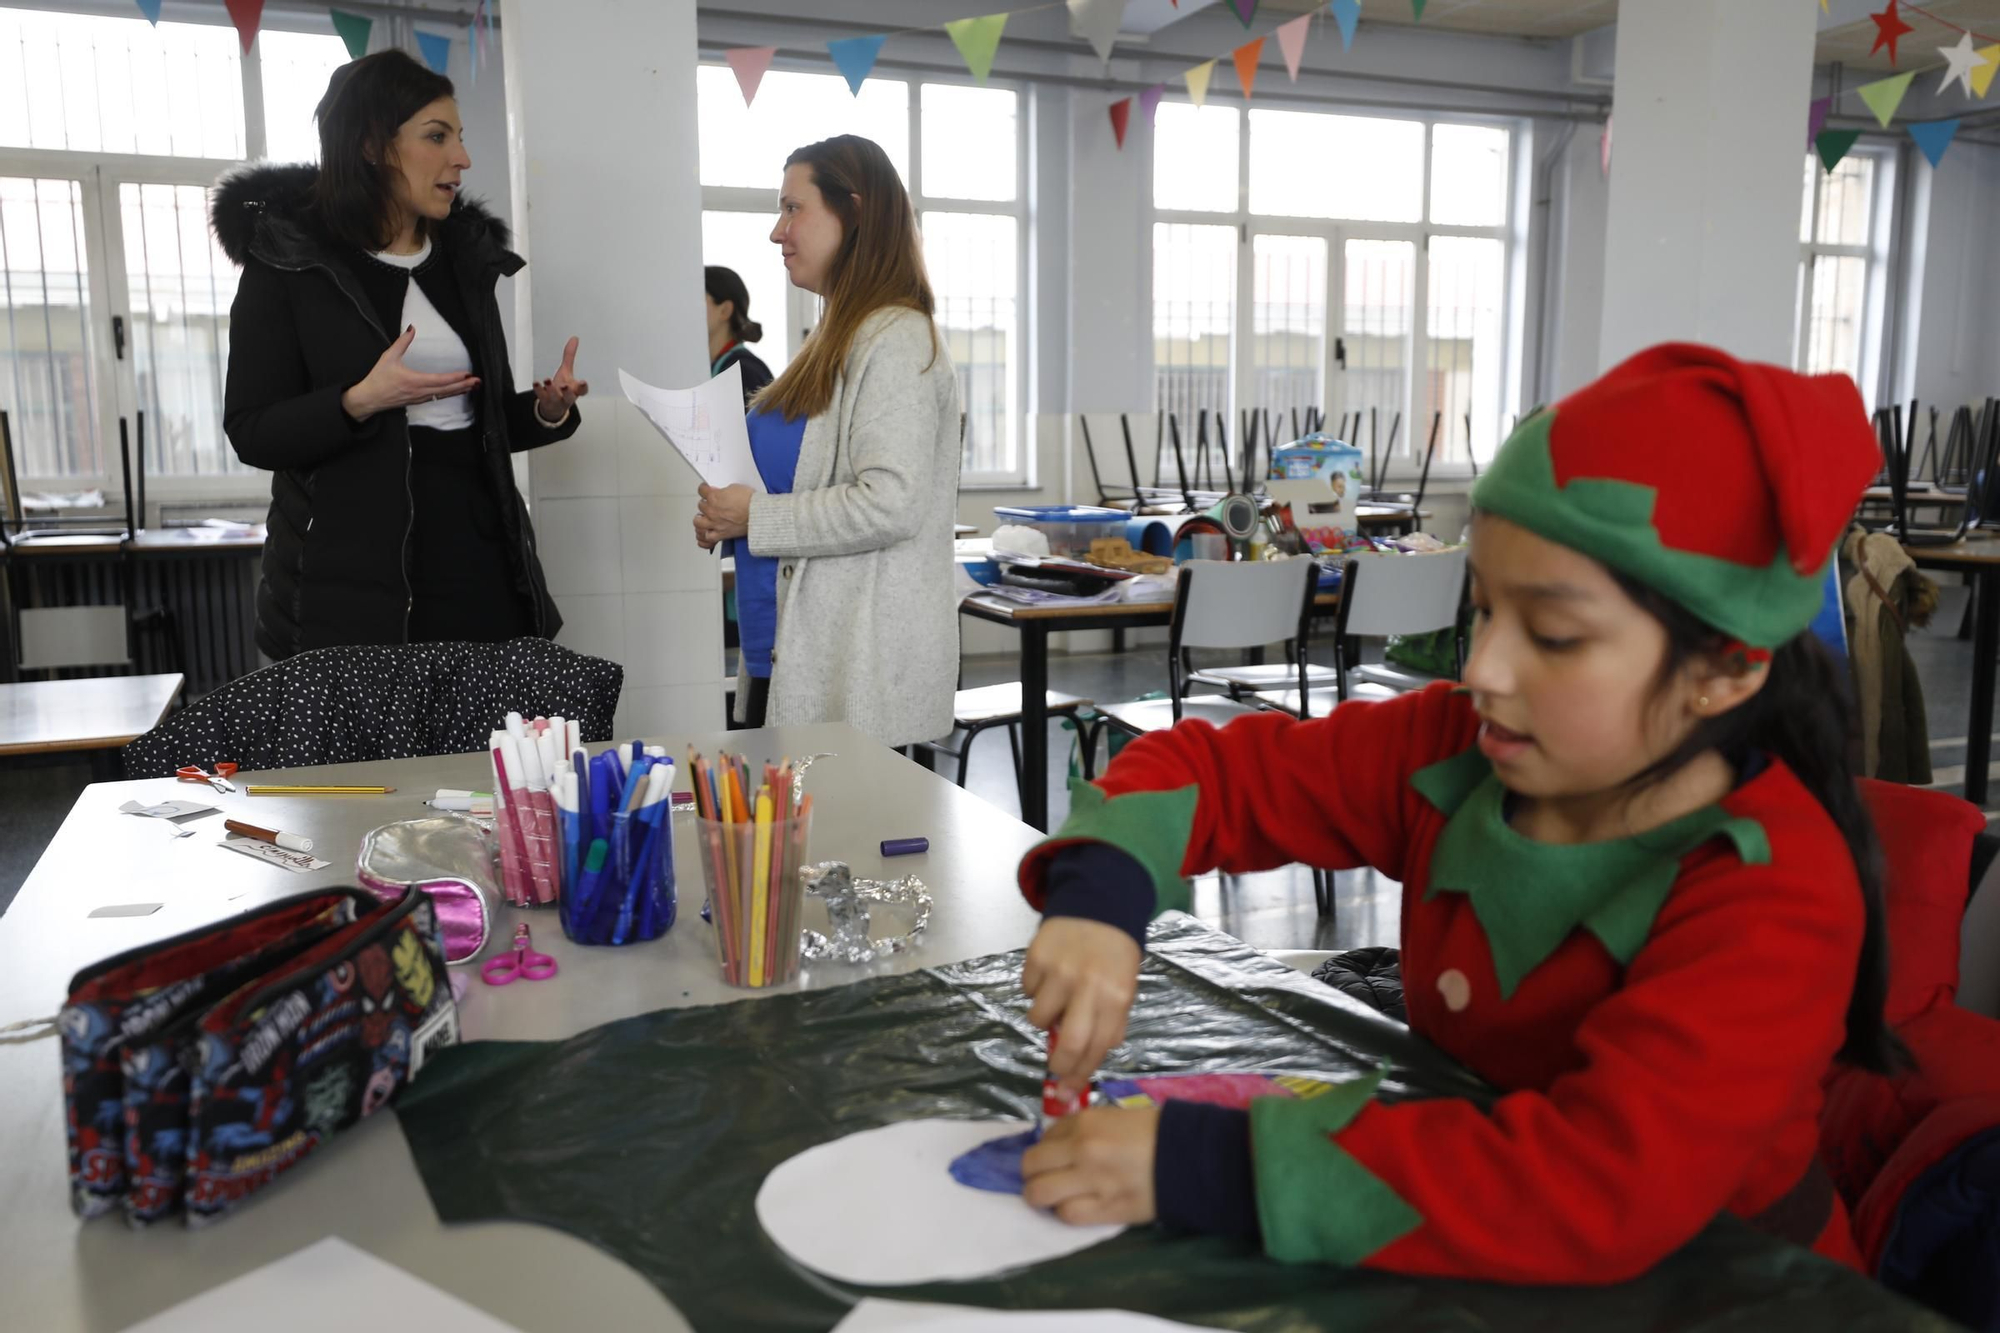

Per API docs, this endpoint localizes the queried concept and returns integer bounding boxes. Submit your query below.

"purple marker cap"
[880,836,928,857]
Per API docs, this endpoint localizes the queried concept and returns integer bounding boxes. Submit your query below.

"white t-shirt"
[369,239,476,431]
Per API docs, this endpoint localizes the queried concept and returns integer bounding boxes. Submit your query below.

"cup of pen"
[695,802,811,989]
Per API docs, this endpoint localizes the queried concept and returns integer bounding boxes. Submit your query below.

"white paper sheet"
[119,1236,524,1332]
[834,1300,1200,1332]
[756,1119,1124,1287]
[619,362,765,492]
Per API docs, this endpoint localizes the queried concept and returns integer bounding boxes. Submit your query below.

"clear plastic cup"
[696,808,810,988]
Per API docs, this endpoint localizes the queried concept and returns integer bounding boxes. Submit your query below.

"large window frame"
[1794,145,1895,403]
[1150,101,1526,481]
[697,63,1033,488]
[0,10,350,506]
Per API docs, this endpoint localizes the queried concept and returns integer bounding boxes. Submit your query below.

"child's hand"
[1021,1104,1160,1226]
[1023,917,1141,1094]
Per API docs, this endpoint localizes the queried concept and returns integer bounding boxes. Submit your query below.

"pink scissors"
[480,923,558,986]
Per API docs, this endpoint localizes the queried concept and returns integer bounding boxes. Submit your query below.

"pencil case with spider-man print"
[180,885,458,1226]
[58,890,374,1221]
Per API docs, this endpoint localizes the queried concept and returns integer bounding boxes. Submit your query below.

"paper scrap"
[117,1236,524,1331]
[218,837,330,874]
[89,903,163,918]
[619,363,765,492]
[122,798,218,821]
[756,1119,1123,1286]
[834,1299,1200,1332]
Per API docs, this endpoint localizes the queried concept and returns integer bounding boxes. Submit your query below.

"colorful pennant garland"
[827,34,887,95]
[415,29,451,75]
[945,12,1009,84]
[224,0,265,55]
[726,46,779,107]
[1815,129,1862,173]
[1858,70,1915,126]
[1184,58,1216,108]
[1908,118,1960,167]
[1331,0,1361,52]
[1232,38,1264,99]
[134,0,162,23]
[1276,13,1311,80]
[1936,31,1990,96]
[1806,96,1831,150]
[1068,0,1124,67]
[1974,45,2000,97]
[1109,96,1132,148]
[1139,83,1166,126]
[1233,0,1259,27]
[1412,0,1427,18]
[330,9,371,60]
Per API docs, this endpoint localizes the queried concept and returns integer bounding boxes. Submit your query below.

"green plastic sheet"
[395,915,1954,1332]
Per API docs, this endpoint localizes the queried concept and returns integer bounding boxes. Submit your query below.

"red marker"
[1041,1027,1090,1123]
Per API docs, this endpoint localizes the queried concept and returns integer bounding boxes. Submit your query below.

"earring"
[1697,695,1710,710]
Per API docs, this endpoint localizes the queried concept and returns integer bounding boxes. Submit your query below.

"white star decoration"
[1938,31,1991,97]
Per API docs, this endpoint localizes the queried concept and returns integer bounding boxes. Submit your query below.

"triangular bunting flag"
[1332,0,1361,52]
[1806,96,1831,150]
[1909,118,1960,167]
[726,46,778,107]
[1868,1,1914,65]
[474,0,490,65]
[1858,70,1915,126]
[1184,59,1216,108]
[1232,39,1264,99]
[467,18,477,85]
[330,9,371,60]
[134,0,162,22]
[1600,115,1611,178]
[1233,0,1258,25]
[1067,0,1123,66]
[1109,97,1132,149]
[223,0,264,54]
[1413,0,1428,16]
[827,34,887,95]
[415,29,451,75]
[1277,14,1310,80]
[1976,45,2000,98]
[946,12,1008,84]
[1816,128,1862,172]
[1139,83,1166,125]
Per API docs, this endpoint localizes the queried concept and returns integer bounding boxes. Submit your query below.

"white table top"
[0,672,184,756]
[2,721,1044,1332]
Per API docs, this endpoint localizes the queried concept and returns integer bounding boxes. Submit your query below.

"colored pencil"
[749,789,773,987]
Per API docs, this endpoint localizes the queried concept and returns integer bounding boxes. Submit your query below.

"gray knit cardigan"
[742,306,962,747]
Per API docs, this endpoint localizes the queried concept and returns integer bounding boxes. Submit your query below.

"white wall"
[503,0,718,737]
[1905,140,2000,416]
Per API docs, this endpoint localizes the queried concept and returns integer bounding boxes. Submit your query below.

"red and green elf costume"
[1018,344,1884,1281]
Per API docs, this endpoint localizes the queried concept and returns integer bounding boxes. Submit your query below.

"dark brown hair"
[704,265,763,344]
[311,50,455,252]
[1612,571,1909,1075]
[759,135,935,420]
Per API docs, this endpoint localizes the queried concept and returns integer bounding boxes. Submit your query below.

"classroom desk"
[1907,534,2000,807]
[1,721,1044,1333]
[960,586,1343,831]
[0,671,182,758]
[1353,503,1430,535]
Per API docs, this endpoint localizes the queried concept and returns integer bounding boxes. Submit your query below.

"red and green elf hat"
[1470,342,1882,651]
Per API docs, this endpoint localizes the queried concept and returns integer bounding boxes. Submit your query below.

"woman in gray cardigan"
[694,135,960,748]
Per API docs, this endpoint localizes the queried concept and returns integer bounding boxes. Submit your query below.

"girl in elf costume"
[1015,343,1905,1280]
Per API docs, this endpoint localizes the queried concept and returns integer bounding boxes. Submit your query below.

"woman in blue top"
[694,135,960,747]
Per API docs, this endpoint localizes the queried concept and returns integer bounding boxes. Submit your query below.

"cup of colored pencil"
[689,748,811,989]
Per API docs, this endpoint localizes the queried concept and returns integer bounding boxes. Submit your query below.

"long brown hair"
[311,50,454,252]
[758,135,936,421]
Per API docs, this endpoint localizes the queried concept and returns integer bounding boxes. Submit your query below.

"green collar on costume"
[1411,747,1771,998]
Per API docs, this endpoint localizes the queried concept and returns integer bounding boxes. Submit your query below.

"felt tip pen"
[880,836,928,857]
[223,819,314,854]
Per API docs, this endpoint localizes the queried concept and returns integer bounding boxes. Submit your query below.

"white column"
[499,0,718,736]
[1598,0,1819,368]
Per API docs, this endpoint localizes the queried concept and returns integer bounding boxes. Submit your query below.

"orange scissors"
[176,762,239,794]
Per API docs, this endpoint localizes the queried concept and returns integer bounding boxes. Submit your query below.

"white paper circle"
[756,1119,1125,1285]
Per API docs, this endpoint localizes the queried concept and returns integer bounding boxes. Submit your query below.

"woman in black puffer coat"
[214,50,588,660]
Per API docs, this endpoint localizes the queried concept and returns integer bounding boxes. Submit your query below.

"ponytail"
[1613,571,1910,1075]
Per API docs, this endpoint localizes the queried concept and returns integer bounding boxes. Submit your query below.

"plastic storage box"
[992,505,1131,559]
